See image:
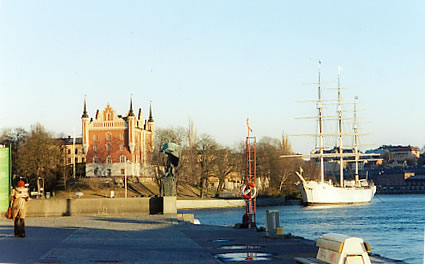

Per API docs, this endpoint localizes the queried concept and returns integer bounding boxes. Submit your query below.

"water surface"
[183,195,424,264]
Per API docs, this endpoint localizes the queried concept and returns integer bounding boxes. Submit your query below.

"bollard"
[265,210,279,237]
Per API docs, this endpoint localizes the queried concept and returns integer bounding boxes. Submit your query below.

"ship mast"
[353,96,360,183]
[337,67,344,187]
[318,62,325,184]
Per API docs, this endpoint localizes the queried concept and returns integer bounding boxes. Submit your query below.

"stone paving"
[0,216,218,263]
[0,215,398,264]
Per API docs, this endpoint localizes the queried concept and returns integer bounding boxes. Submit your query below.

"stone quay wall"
[26,197,170,217]
[22,197,290,217]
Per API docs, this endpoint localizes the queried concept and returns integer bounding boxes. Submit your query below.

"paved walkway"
[0,215,317,263]
[0,216,399,264]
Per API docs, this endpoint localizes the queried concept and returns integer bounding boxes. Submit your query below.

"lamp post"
[72,128,76,179]
[125,160,128,198]
[125,159,132,198]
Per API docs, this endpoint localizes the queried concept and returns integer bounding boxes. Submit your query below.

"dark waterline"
[182,194,425,264]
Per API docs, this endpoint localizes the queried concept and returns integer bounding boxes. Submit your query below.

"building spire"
[82,96,88,118]
[129,95,135,116]
[148,102,153,122]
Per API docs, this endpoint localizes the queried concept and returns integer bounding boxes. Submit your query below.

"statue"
[159,142,181,196]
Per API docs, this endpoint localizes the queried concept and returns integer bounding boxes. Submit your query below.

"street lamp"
[72,128,76,179]
[125,159,131,198]
[125,160,128,198]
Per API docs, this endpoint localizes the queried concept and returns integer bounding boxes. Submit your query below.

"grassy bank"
[51,177,226,200]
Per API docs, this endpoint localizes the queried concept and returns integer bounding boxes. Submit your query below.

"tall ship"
[283,63,379,205]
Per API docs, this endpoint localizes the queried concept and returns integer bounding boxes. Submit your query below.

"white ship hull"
[297,180,376,205]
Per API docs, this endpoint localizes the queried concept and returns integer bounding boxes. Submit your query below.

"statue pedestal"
[162,176,176,196]
[163,196,177,214]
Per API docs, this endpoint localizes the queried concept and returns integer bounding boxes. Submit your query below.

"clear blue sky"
[1,0,424,154]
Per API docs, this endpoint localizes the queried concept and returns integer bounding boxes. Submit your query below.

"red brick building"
[81,98,154,177]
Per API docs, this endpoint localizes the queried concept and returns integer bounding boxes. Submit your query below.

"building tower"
[128,97,136,155]
[147,103,154,132]
[81,97,90,154]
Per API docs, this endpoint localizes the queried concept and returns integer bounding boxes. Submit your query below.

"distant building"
[311,147,369,178]
[60,136,85,165]
[81,98,154,177]
[366,145,420,167]
[389,145,420,162]
[368,168,425,194]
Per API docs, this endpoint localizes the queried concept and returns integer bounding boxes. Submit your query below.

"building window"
[106,144,111,152]
[68,149,71,154]
[93,156,98,163]
[68,158,71,163]
[94,135,97,141]
[106,133,111,141]
[75,149,78,154]
[120,155,126,163]
[120,134,124,140]
[121,169,125,175]
[94,167,99,176]
[120,145,124,151]
[107,169,111,176]
[82,158,85,163]
[93,145,97,152]
[75,158,78,164]
[106,156,112,164]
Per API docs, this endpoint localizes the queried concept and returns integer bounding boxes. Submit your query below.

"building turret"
[147,103,155,152]
[128,97,136,153]
[82,97,89,118]
[81,97,90,154]
[137,108,143,128]
[148,103,154,132]
[128,97,135,117]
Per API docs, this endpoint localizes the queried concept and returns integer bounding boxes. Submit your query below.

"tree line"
[0,123,64,191]
[152,120,306,198]
[1,121,306,197]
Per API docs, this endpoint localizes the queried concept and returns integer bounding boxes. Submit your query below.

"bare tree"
[16,123,63,191]
[278,134,296,191]
[175,119,200,186]
[214,147,235,194]
[198,134,218,198]
[0,128,28,177]
[256,137,280,189]
[256,135,301,196]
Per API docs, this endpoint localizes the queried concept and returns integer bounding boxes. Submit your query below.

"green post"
[0,147,10,212]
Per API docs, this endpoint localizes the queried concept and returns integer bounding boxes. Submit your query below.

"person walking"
[10,180,30,237]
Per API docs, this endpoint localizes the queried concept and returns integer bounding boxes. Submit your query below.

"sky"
[0,0,424,154]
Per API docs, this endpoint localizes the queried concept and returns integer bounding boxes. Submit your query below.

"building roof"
[60,136,83,145]
[366,145,420,154]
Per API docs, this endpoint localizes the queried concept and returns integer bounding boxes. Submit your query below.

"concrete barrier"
[177,213,195,224]
[176,199,245,209]
[25,197,290,216]
[163,196,177,214]
[175,197,291,210]
[26,197,173,217]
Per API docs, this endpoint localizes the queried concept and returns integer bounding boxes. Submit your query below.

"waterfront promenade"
[0,215,318,263]
[0,215,401,263]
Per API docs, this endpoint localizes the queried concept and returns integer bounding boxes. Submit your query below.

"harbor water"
[183,194,424,264]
